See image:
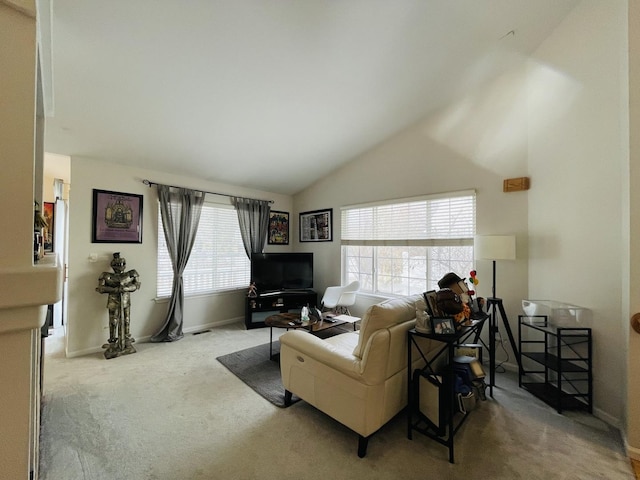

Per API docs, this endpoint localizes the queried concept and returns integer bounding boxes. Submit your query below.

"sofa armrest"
[280,330,363,378]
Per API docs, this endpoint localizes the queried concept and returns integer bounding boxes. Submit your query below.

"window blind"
[340,191,476,296]
[157,202,250,298]
[341,191,476,245]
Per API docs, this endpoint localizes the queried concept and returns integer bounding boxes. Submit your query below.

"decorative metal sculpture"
[96,252,141,359]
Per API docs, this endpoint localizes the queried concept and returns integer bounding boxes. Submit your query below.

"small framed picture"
[299,208,333,242]
[423,290,440,317]
[431,316,456,335]
[92,189,143,243]
[268,210,289,245]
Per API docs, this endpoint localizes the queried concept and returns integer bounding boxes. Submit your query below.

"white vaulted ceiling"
[43,0,579,195]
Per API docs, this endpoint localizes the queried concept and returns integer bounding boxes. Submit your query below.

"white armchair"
[279,294,437,457]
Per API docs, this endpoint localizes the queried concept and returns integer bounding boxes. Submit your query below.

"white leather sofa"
[279,293,438,457]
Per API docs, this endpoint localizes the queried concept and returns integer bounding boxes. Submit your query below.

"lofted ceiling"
[43,0,579,195]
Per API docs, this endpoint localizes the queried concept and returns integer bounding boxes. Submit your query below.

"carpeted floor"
[39,323,635,480]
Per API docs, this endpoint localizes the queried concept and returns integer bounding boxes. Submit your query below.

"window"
[157,202,250,297]
[341,191,475,297]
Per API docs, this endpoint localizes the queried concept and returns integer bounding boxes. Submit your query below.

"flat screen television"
[251,253,313,294]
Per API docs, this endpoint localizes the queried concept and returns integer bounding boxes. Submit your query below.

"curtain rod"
[142,179,274,204]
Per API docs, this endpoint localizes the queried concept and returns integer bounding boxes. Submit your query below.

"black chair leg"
[284,389,293,406]
[357,435,369,458]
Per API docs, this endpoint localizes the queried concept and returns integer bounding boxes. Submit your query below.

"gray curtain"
[151,185,204,342]
[231,197,271,258]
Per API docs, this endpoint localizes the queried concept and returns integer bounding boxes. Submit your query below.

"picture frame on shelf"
[431,316,456,335]
[43,202,54,253]
[92,189,143,243]
[268,210,289,245]
[299,208,333,242]
[423,290,440,317]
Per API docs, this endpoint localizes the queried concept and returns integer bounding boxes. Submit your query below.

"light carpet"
[39,323,634,480]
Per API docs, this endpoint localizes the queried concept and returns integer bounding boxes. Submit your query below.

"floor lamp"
[474,235,521,395]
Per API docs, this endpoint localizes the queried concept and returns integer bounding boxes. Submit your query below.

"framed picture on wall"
[299,208,333,242]
[43,202,54,252]
[92,189,143,243]
[268,210,289,245]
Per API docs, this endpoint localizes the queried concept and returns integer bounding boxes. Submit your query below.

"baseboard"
[183,316,242,335]
[627,441,640,461]
[64,316,244,358]
[594,407,621,430]
[489,360,622,431]
[65,345,103,358]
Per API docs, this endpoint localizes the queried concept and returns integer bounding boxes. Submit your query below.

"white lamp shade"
[474,235,516,260]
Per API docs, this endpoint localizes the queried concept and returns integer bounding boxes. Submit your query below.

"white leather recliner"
[279,293,437,457]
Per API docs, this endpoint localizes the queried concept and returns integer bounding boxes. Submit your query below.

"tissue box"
[521,300,591,327]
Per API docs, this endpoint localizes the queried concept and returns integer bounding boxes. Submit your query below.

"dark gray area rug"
[216,325,352,408]
[216,341,298,408]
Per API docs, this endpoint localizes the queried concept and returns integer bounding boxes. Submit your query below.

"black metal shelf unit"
[245,290,317,329]
[407,317,487,464]
[518,315,592,413]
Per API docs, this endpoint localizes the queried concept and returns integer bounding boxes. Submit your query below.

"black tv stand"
[245,290,318,329]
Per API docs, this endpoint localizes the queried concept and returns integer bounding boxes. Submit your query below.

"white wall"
[293,0,630,428]
[527,0,628,425]
[66,157,292,357]
[0,6,37,478]
[627,0,640,454]
[0,3,63,478]
[293,57,531,359]
[43,152,70,202]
